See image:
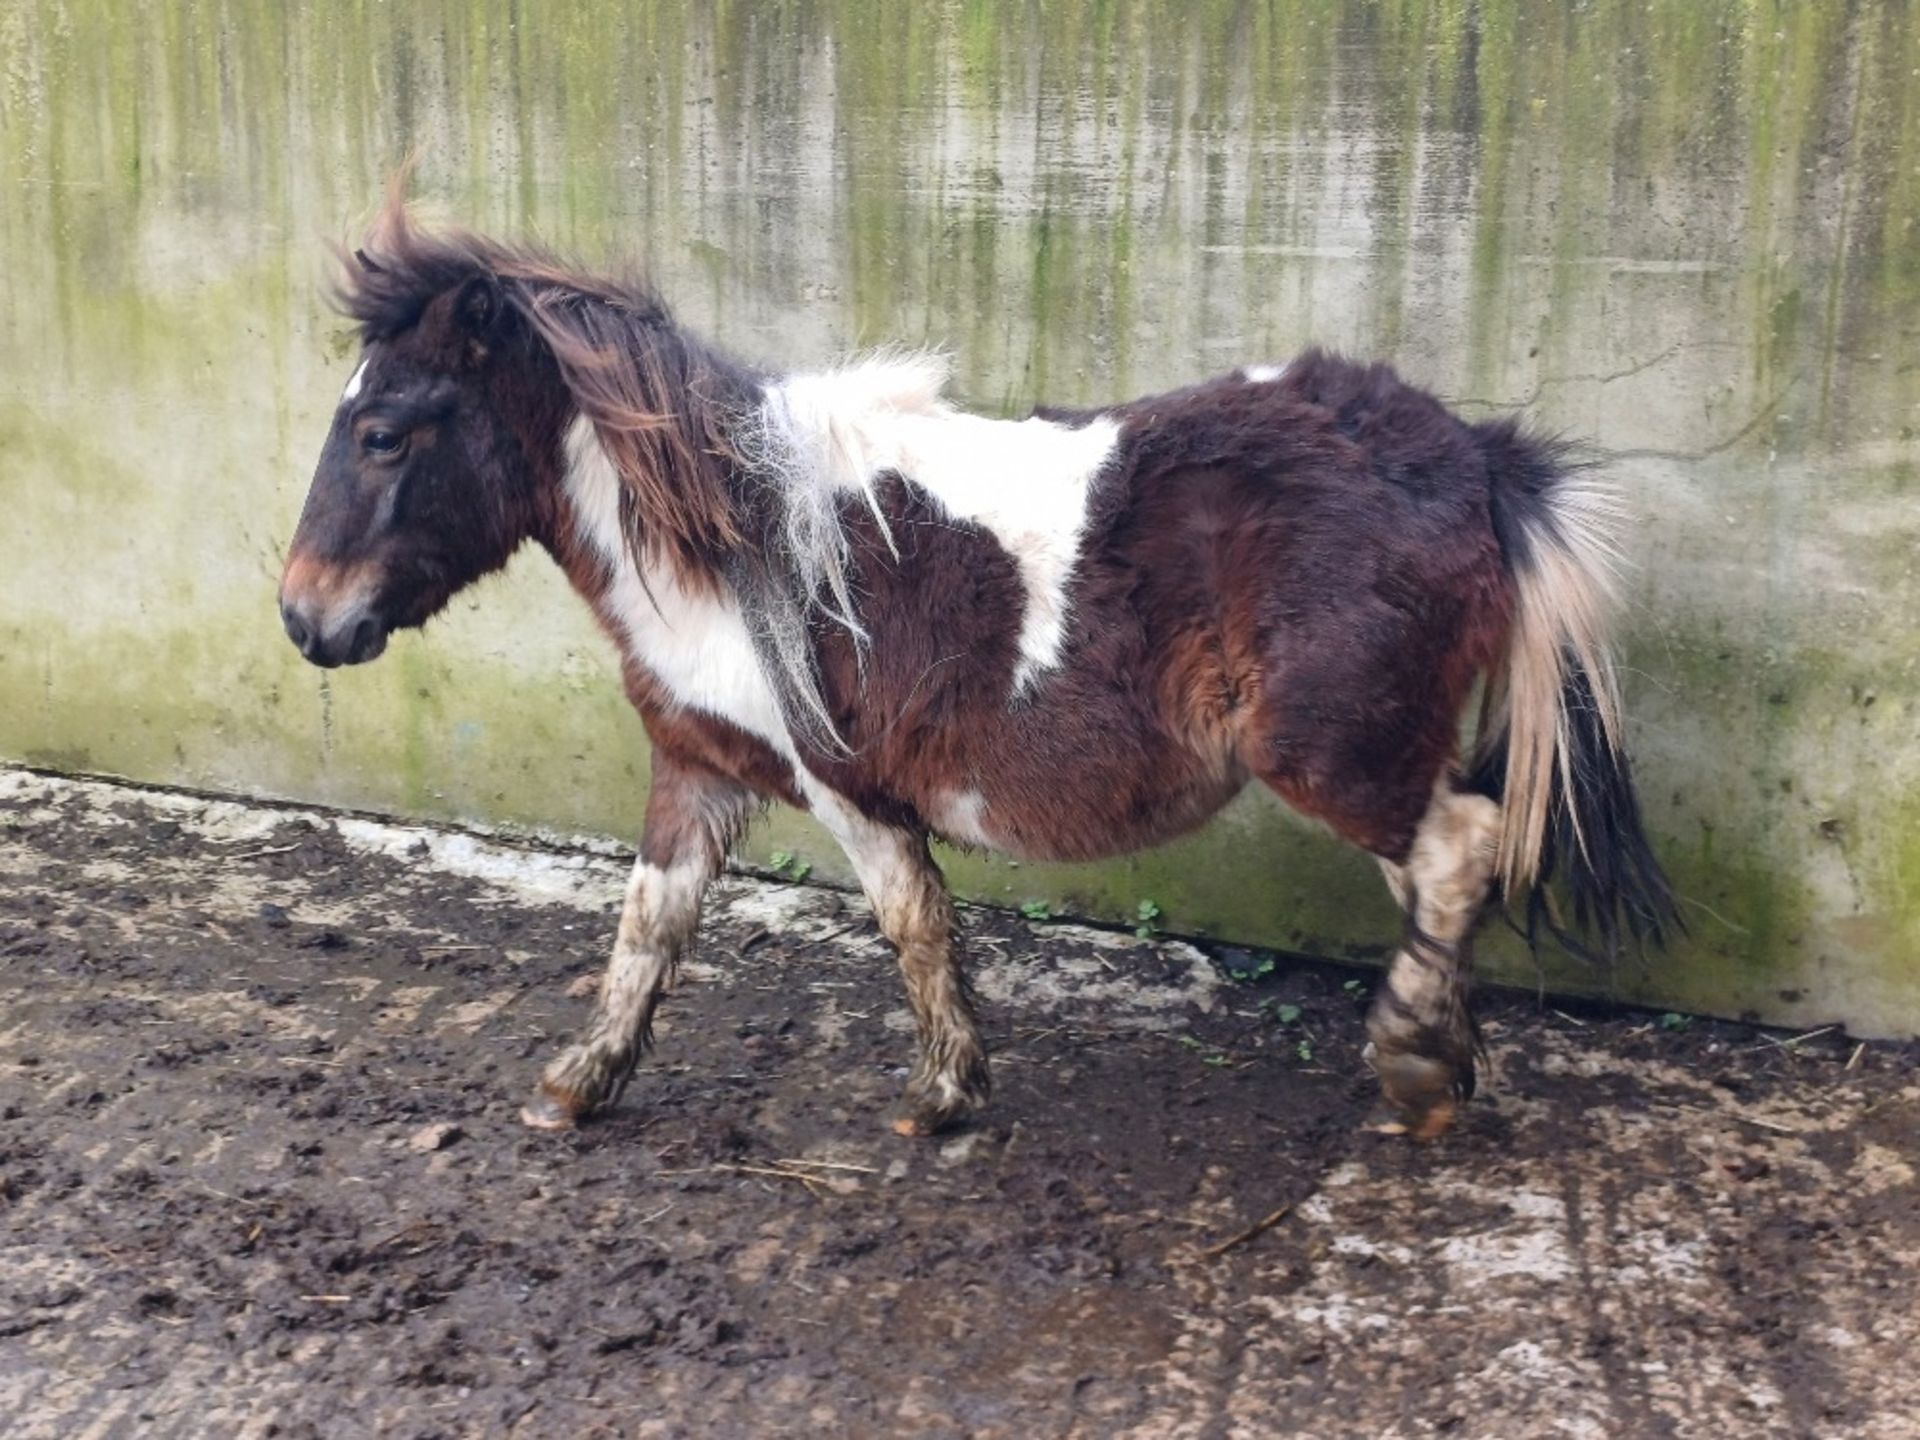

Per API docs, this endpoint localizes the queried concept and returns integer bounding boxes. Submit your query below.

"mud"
[1,768,1916,1438]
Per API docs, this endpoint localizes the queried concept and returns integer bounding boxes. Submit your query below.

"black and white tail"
[1471,421,1680,957]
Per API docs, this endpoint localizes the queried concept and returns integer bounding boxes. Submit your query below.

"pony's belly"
[926,766,1244,864]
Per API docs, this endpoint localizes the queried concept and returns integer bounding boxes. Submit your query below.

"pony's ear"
[452,274,502,362]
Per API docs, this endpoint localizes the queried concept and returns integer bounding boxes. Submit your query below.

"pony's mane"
[334,186,753,586]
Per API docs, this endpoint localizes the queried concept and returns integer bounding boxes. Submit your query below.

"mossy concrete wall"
[2,1,1916,1035]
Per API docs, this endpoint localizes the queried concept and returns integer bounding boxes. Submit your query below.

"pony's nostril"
[281,604,311,652]
[348,615,381,661]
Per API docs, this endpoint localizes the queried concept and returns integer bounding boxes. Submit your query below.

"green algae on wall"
[1,0,1917,1036]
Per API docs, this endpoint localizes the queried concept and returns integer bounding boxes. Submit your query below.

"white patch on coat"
[341,358,370,403]
[562,417,796,761]
[738,353,947,636]
[756,355,1121,694]
[797,776,923,919]
[566,411,994,877]
[1241,363,1287,383]
[1405,786,1502,942]
[587,856,698,1033]
[930,789,994,849]
[619,855,709,948]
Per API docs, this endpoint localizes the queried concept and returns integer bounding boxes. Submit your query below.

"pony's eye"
[364,428,404,456]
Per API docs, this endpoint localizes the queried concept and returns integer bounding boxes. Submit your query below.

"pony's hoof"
[889,1105,964,1138]
[1368,1047,1467,1141]
[890,1087,982,1138]
[520,1083,587,1131]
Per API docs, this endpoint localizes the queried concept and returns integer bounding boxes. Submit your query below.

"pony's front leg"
[521,752,751,1130]
[808,793,989,1135]
[1366,785,1503,1139]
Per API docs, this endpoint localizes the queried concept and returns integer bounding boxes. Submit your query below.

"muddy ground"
[1,769,1916,1439]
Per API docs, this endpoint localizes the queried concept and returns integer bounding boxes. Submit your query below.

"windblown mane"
[334,185,753,588]
[331,184,929,754]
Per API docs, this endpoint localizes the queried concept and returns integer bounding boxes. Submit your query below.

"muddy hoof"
[890,1111,957,1138]
[890,1091,981,1138]
[1368,1046,1468,1141]
[520,1083,588,1131]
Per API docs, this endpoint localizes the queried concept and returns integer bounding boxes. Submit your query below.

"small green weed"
[1019,900,1053,922]
[767,850,811,882]
[1177,1033,1234,1068]
[1658,1012,1693,1032]
[1133,898,1163,939]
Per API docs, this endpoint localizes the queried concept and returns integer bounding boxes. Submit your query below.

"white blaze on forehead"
[560,416,797,761]
[341,358,370,403]
[1242,363,1287,383]
[759,356,1120,694]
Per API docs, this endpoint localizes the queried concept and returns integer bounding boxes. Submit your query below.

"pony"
[279,195,1676,1142]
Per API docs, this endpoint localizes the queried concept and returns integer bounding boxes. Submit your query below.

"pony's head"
[278,193,577,668]
[281,193,751,670]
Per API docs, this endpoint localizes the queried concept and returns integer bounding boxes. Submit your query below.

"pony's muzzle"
[280,596,388,668]
[278,551,390,668]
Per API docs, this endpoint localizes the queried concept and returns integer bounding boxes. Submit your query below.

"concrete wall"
[2,1,1916,1035]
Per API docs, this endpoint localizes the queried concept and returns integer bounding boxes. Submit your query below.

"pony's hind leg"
[806,790,989,1136]
[1365,783,1503,1139]
[522,751,751,1130]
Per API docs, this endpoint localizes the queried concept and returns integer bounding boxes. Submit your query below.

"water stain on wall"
[2,1,1916,1032]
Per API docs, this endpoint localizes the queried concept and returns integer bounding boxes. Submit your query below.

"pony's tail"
[1469,421,1680,958]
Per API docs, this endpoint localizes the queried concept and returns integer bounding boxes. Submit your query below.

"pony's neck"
[496,344,586,561]
[519,287,760,586]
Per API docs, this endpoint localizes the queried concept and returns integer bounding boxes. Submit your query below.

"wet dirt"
[1,769,1916,1438]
